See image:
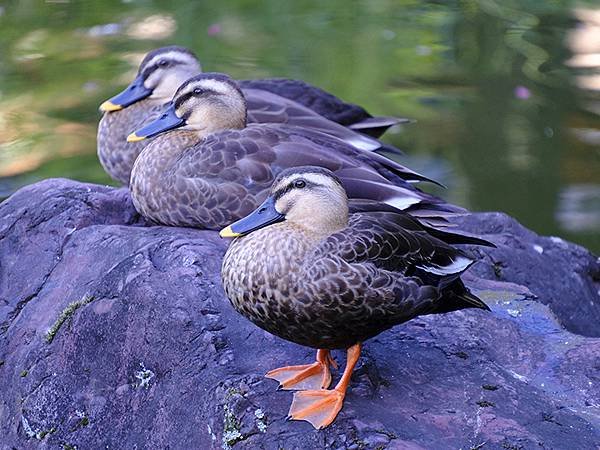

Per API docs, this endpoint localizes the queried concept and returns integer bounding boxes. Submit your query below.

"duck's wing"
[243,88,403,155]
[347,116,413,138]
[348,200,495,247]
[272,125,453,212]
[239,78,409,137]
[296,211,488,333]
[279,125,440,185]
[265,127,435,209]
[316,212,477,277]
[174,125,445,213]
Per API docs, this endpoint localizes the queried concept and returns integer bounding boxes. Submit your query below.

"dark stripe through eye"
[173,92,195,110]
[173,87,218,109]
[272,179,316,200]
[140,59,184,79]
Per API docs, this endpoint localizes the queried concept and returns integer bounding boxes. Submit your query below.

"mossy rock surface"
[0,179,598,449]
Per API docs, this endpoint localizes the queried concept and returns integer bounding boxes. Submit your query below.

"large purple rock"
[0,179,598,449]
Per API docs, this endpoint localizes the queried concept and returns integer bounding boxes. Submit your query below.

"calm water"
[0,1,598,252]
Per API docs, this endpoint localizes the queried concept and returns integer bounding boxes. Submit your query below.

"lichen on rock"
[45,294,95,344]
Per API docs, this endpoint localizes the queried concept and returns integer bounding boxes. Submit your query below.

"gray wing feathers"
[244,89,394,153]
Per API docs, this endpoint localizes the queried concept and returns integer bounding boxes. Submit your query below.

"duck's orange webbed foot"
[287,343,361,429]
[266,349,335,390]
[288,388,344,429]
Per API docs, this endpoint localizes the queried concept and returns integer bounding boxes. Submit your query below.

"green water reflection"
[0,1,598,252]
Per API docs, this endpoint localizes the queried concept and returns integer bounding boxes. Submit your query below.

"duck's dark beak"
[100,75,152,113]
[127,104,184,142]
[220,196,285,238]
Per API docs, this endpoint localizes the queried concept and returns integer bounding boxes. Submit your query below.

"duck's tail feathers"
[348,116,412,138]
[375,142,405,156]
[351,147,443,186]
[422,225,497,248]
[455,290,491,311]
[406,203,466,219]
[434,282,491,314]
[341,177,431,211]
[347,196,467,226]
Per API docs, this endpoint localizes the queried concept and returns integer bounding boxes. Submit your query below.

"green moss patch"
[45,294,94,344]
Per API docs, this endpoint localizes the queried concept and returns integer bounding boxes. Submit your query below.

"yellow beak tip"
[126,133,145,143]
[219,226,241,239]
[99,100,123,112]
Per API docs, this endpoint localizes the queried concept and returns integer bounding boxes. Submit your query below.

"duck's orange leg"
[287,343,361,429]
[266,349,336,390]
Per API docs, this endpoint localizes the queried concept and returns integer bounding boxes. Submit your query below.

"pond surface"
[0,1,598,252]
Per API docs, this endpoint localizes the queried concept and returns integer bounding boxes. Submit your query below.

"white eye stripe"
[299,173,338,187]
[144,52,198,70]
[273,173,338,193]
[191,79,231,95]
[178,79,235,99]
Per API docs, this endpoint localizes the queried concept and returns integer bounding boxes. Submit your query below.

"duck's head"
[220,166,349,238]
[99,46,201,113]
[127,73,247,142]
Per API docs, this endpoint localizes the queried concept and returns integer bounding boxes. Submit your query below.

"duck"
[219,166,492,429]
[238,77,405,138]
[98,46,200,185]
[98,46,408,185]
[127,73,452,230]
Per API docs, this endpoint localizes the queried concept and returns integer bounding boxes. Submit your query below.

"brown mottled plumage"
[220,166,490,429]
[129,73,451,230]
[97,46,406,185]
[97,99,164,184]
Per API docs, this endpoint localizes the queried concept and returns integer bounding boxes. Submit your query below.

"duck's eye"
[158,60,168,67]
[193,88,203,95]
[294,179,306,189]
